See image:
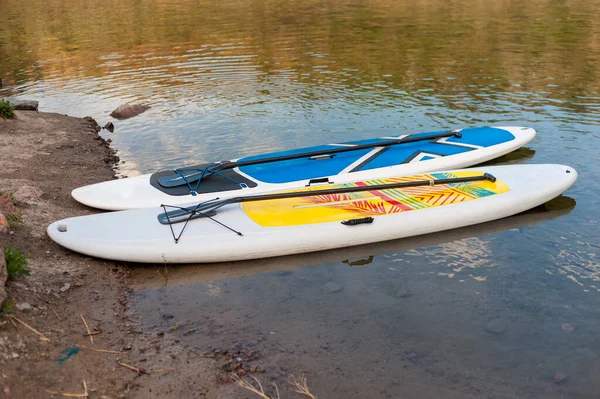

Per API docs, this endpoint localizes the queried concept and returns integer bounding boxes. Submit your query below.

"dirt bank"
[0,112,224,398]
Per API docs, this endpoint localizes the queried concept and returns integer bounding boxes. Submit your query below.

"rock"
[0,251,6,306]
[59,283,71,292]
[561,323,575,334]
[16,302,32,311]
[110,104,150,120]
[484,318,508,334]
[0,214,9,235]
[324,282,342,293]
[13,186,44,204]
[554,371,568,383]
[396,288,413,298]
[104,122,115,132]
[6,99,38,111]
[83,116,101,132]
[0,194,18,215]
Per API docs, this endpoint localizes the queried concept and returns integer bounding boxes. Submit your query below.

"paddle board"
[49,164,576,263]
[72,126,535,210]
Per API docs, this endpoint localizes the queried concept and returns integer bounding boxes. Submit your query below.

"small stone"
[396,289,413,298]
[167,324,181,333]
[104,122,115,132]
[484,318,508,334]
[0,214,9,235]
[554,371,568,383]
[324,282,342,293]
[11,352,19,359]
[0,194,18,214]
[13,186,44,204]
[16,302,32,311]
[561,323,575,334]
[123,344,132,351]
[236,368,247,377]
[59,283,71,292]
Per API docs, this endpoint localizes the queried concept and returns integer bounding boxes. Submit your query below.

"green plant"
[1,300,15,315]
[0,99,15,119]
[6,212,22,231]
[3,245,30,279]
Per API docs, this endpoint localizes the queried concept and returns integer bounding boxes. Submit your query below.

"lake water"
[1,0,599,397]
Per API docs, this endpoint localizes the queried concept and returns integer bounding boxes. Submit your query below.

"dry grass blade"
[44,388,88,397]
[234,375,273,399]
[78,345,123,354]
[272,382,280,399]
[80,314,93,344]
[289,375,317,399]
[8,316,50,341]
[118,361,149,375]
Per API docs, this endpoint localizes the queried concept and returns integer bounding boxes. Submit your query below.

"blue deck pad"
[238,127,515,183]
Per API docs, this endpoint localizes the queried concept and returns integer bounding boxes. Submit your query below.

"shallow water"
[2,0,600,396]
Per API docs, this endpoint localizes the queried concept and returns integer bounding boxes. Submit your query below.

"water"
[2,0,599,396]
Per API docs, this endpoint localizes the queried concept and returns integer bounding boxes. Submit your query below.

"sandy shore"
[0,111,223,398]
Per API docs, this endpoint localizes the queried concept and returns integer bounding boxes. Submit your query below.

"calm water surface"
[2,0,600,397]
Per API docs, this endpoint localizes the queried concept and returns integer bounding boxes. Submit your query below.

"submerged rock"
[324,282,342,293]
[110,103,150,120]
[561,323,575,334]
[554,371,568,384]
[396,288,413,298]
[484,318,508,334]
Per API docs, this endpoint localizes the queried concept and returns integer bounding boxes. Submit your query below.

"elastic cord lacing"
[161,199,243,244]
[172,166,247,196]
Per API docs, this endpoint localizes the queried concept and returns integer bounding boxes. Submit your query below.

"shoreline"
[0,111,222,398]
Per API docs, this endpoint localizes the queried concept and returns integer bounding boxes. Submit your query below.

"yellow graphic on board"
[242,171,510,227]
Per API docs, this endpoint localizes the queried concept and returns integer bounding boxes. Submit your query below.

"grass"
[6,212,22,231]
[3,245,30,280]
[6,191,16,205]
[1,300,15,316]
[0,99,15,119]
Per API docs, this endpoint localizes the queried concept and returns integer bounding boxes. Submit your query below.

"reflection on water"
[1,0,600,396]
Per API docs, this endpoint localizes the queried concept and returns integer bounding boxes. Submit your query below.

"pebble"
[15,302,32,311]
[484,318,508,334]
[554,371,568,384]
[59,283,71,292]
[324,282,342,293]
